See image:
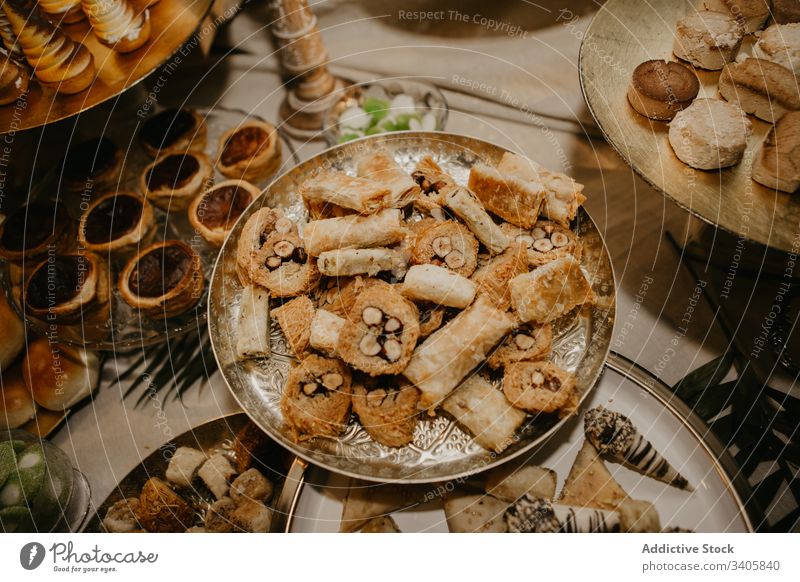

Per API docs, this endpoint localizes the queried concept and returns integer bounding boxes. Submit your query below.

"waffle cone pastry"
[81,0,151,53]
[38,0,85,25]
[0,51,29,105]
[2,0,95,94]
[584,406,692,490]
[0,10,23,59]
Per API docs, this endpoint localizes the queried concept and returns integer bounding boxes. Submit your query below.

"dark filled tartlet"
[61,137,123,193]
[188,179,261,246]
[140,150,213,211]
[140,108,207,158]
[78,191,155,259]
[216,120,282,183]
[0,201,74,265]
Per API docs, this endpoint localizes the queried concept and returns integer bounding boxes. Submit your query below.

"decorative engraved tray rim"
[208,131,617,484]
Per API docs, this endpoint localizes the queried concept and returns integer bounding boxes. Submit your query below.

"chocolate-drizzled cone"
[506,495,621,533]
[584,406,692,491]
[0,10,23,59]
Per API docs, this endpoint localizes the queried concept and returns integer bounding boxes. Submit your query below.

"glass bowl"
[322,78,449,146]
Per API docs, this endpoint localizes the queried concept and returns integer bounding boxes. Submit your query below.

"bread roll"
[668,98,752,169]
[752,23,800,77]
[0,364,36,429]
[22,338,100,410]
[718,58,800,123]
[0,292,25,372]
[673,10,744,70]
[772,0,800,24]
[752,111,800,192]
[703,0,770,33]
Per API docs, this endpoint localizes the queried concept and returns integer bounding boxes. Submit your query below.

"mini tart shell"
[215,120,282,183]
[139,149,213,211]
[78,191,156,259]
[0,202,75,265]
[627,59,699,120]
[188,179,261,247]
[23,251,110,324]
[119,240,204,318]
[62,137,123,193]
[141,109,207,158]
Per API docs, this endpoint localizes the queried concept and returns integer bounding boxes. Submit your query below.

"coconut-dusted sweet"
[216,120,282,182]
[673,10,744,70]
[188,180,260,247]
[719,58,800,123]
[204,497,237,533]
[411,219,479,277]
[118,240,204,318]
[352,375,420,448]
[140,150,213,211]
[627,59,699,120]
[136,477,193,532]
[668,98,752,170]
[280,355,353,441]
[140,108,207,157]
[752,111,800,192]
[752,22,800,77]
[703,0,770,33]
[336,284,420,376]
[502,361,578,416]
[78,192,155,259]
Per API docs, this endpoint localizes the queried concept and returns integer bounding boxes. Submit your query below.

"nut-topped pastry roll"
[502,361,577,416]
[337,283,420,376]
[355,148,420,208]
[309,309,346,356]
[271,296,315,357]
[470,243,528,310]
[487,323,552,370]
[584,406,691,490]
[510,256,593,324]
[403,295,516,410]
[303,209,406,256]
[280,355,353,441]
[468,163,545,229]
[411,155,456,213]
[502,220,582,267]
[82,0,151,53]
[301,172,392,215]
[505,495,621,533]
[444,187,509,254]
[236,207,293,285]
[497,153,585,228]
[317,247,404,278]
[442,374,526,453]
[250,229,319,297]
[401,264,476,309]
[411,220,479,277]
[352,374,420,447]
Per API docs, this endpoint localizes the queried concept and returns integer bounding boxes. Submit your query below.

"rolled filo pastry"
[355,148,420,208]
[301,172,392,214]
[309,309,346,356]
[317,248,405,277]
[444,187,509,254]
[401,264,477,309]
[403,295,516,410]
[303,209,406,256]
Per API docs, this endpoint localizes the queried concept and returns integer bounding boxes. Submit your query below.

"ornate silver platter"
[208,132,616,483]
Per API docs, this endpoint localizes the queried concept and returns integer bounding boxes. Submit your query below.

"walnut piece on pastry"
[502,361,578,416]
[487,322,552,370]
[236,207,292,285]
[271,296,315,357]
[442,374,526,454]
[336,284,420,376]
[501,220,582,268]
[250,230,319,297]
[280,355,353,441]
[301,172,392,214]
[509,255,593,324]
[470,243,528,310]
[468,162,545,229]
[411,155,457,213]
[352,374,420,447]
[355,148,420,208]
[497,152,585,227]
[411,219,479,277]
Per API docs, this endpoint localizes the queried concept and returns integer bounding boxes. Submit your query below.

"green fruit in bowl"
[0,441,23,488]
[0,506,34,533]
